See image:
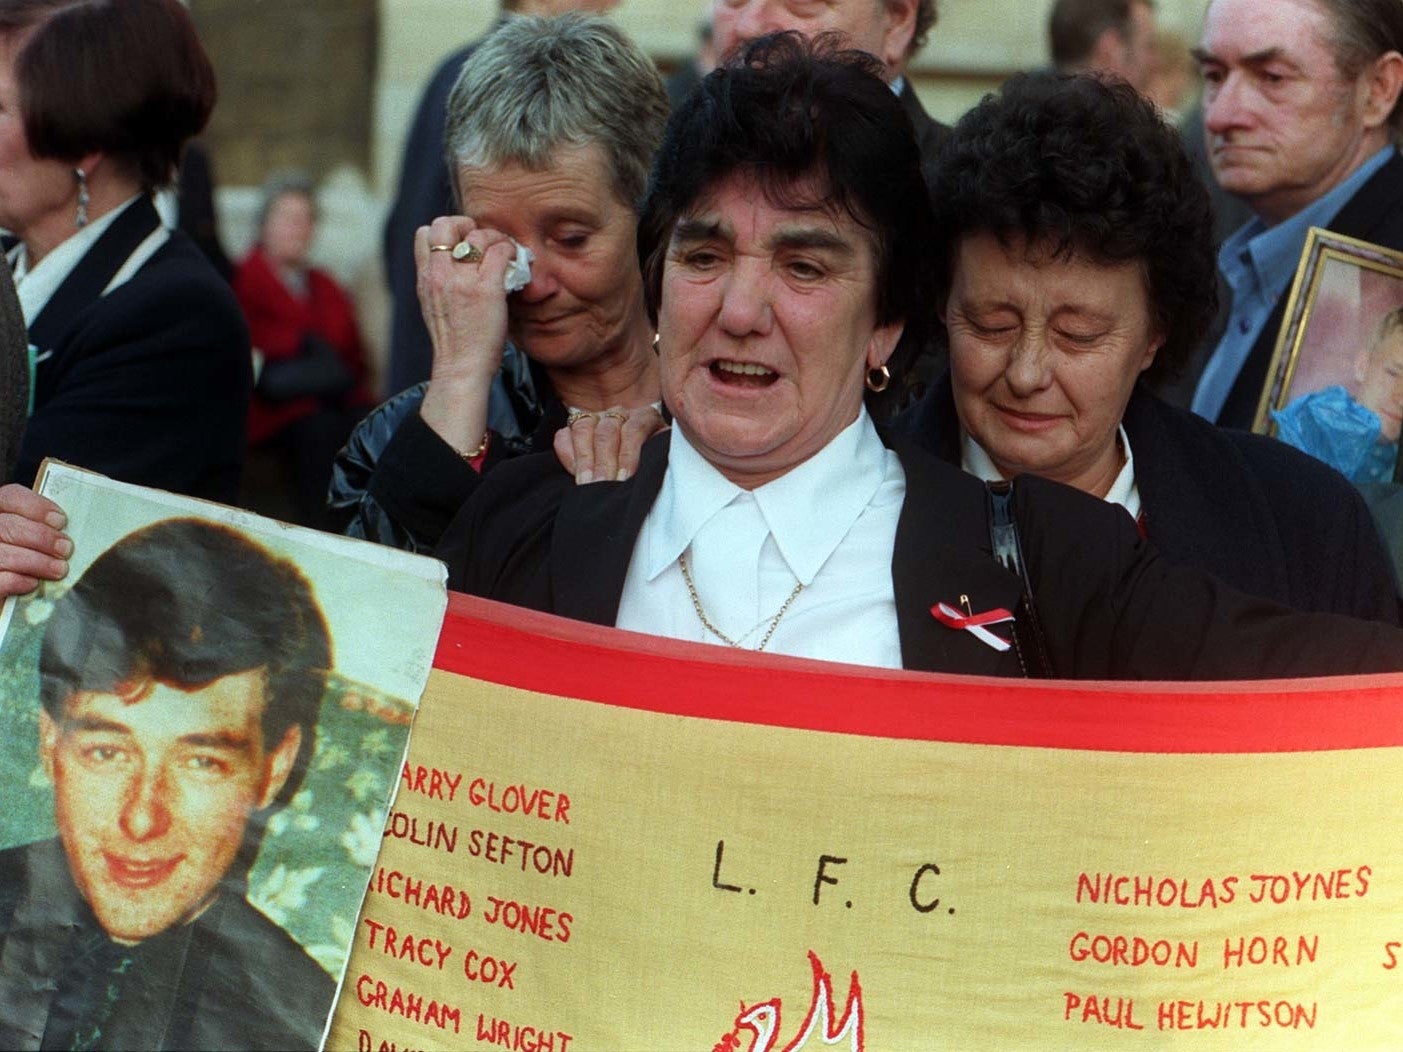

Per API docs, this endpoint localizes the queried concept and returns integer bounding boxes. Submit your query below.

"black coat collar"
[549,432,669,626]
[888,436,1026,674]
[893,368,1294,591]
[28,195,162,352]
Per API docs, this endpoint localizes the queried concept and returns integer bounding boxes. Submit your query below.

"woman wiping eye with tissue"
[499,241,534,295]
[328,14,670,554]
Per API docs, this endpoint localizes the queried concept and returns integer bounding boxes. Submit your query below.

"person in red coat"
[235,172,372,528]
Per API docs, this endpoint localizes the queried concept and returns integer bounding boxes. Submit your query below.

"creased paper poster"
[0,462,448,1051]
[330,594,1403,1050]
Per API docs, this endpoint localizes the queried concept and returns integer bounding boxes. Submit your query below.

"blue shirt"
[1191,146,1395,423]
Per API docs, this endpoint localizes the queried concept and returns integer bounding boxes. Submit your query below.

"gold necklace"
[678,552,804,652]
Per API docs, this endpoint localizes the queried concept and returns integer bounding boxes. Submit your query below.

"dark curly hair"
[931,72,1217,382]
[638,31,939,383]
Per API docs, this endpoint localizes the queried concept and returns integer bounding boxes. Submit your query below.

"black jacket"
[898,78,950,196]
[327,345,555,552]
[0,258,24,482]
[439,432,1403,679]
[893,373,1402,623]
[0,838,333,1051]
[14,196,249,501]
[878,81,953,414]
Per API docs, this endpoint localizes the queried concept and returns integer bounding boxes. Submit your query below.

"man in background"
[1048,0,1157,91]
[666,20,718,110]
[383,0,619,392]
[711,0,948,187]
[1176,0,1403,427]
[0,518,334,1051]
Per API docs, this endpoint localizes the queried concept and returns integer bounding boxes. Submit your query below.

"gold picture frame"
[1254,227,1403,484]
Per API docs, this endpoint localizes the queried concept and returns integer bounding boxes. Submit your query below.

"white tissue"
[504,241,534,293]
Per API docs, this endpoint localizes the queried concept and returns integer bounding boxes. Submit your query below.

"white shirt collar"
[645,409,891,585]
[9,194,143,327]
[961,425,1142,520]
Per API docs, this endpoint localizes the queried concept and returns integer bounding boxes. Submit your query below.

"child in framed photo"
[1257,228,1403,486]
[1272,306,1403,483]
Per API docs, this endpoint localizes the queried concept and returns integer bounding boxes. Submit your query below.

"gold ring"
[599,410,629,423]
[452,240,484,263]
[566,409,597,426]
[428,244,453,252]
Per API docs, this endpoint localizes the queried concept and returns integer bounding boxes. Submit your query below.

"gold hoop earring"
[866,364,891,393]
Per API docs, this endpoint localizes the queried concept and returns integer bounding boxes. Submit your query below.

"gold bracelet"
[460,430,490,460]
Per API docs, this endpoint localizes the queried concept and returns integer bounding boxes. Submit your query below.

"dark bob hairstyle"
[39,517,331,808]
[930,72,1218,382]
[638,31,939,379]
[0,0,215,191]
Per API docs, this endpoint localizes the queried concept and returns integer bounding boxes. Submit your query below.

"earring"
[866,364,891,393]
[652,333,660,356]
[74,168,89,229]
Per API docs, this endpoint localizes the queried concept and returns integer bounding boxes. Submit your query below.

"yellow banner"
[328,597,1403,1050]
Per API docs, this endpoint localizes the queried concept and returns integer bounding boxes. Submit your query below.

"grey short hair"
[444,14,669,212]
[254,169,317,241]
[1313,0,1403,135]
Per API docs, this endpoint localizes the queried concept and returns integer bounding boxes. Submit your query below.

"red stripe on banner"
[433,593,1403,754]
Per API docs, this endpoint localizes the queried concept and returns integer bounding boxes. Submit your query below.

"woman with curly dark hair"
[893,72,1400,622]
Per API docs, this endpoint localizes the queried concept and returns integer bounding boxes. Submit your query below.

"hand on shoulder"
[554,404,668,484]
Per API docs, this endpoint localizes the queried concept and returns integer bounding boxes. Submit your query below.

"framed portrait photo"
[1254,227,1403,485]
[0,462,446,1052]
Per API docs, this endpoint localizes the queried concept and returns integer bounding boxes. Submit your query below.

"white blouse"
[616,410,905,668]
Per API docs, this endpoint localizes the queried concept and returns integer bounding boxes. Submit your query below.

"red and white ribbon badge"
[931,601,1015,652]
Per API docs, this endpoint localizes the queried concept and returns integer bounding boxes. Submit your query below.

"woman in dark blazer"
[890,72,1400,625]
[0,0,248,502]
